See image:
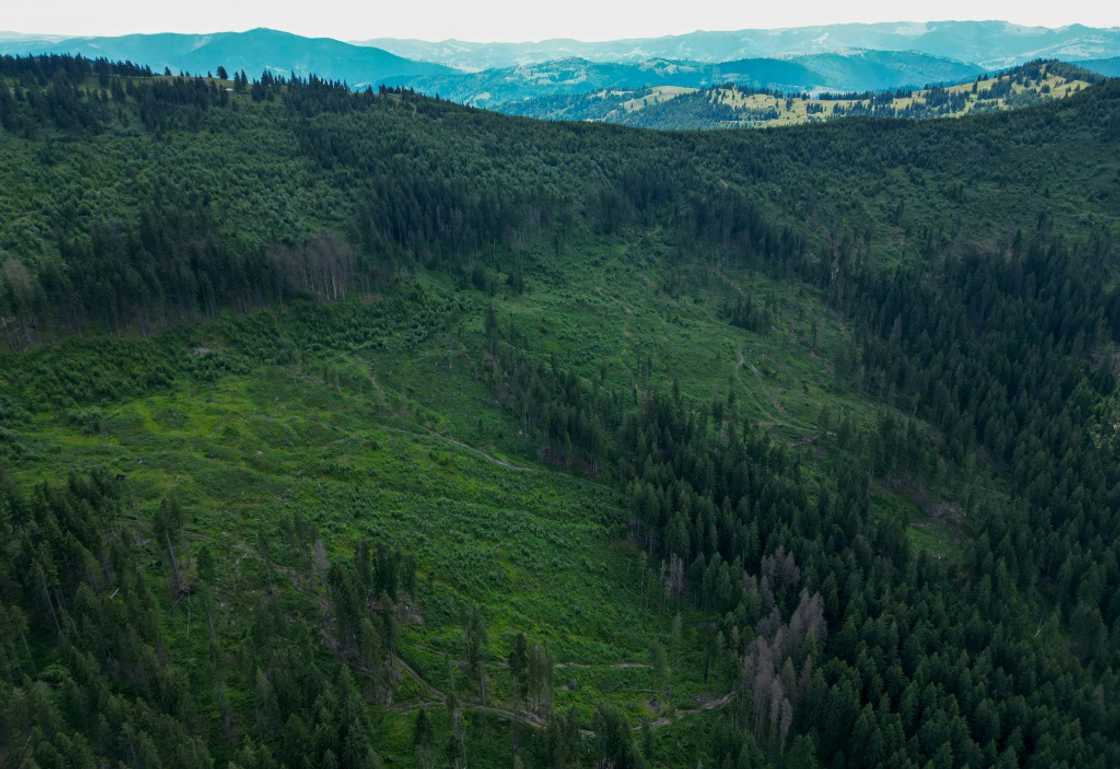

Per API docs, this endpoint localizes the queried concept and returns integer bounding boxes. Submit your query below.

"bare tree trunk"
[165,532,183,597]
[41,579,62,635]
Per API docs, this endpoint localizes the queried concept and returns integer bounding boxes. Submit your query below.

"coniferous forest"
[1,53,1120,769]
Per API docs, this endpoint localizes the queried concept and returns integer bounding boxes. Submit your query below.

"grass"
[3,313,727,767]
[700,62,1096,127]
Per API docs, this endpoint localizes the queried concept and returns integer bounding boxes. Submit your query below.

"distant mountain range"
[0,24,1116,119]
[0,27,452,87]
[392,50,983,107]
[363,20,1120,71]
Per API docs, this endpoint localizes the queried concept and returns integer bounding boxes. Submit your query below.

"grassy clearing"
[467,237,975,550]
[483,237,877,439]
[4,324,728,766]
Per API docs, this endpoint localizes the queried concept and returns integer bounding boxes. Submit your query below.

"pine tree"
[413,709,434,769]
[509,632,529,704]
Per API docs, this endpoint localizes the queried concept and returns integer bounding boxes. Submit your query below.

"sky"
[2,0,1118,42]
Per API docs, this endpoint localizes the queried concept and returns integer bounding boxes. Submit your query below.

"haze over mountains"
[0,27,453,87]
[364,20,1120,71]
[4,22,1115,96]
[1079,56,1120,76]
[394,51,984,107]
[0,21,1117,119]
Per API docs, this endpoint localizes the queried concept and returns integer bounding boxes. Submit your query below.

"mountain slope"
[500,61,1099,128]
[393,51,980,107]
[790,49,984,90]
[364,20,1120,70]
[1078,55,1120,76]
[0,27,453,85]
[387,57,821,106]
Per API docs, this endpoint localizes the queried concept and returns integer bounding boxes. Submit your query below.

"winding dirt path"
[553,661,652,670]
[378,424,534,473]
[390,654,734,733]
[647,691,736,728]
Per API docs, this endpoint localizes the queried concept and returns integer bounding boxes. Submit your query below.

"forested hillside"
[2,54,1120,769]
[502,61,1102,129]
[0,29,454,88]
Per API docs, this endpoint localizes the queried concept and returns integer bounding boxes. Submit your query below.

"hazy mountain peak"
[364,20,1120,71]
[0,26,454,84]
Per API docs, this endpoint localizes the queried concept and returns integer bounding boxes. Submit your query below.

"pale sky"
[2,0,1117,42]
